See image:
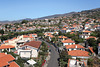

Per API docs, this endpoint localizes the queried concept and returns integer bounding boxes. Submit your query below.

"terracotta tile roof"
[88,47,94,53]
[62,39,75,43]
[23,35,29,38]
[29,36,34,38]
[71,29,75,31]
[0,45,15,49]
[47,34,54,38]
[0,54,15,62]
[86,22,89,24]
[83,30,91,33]
[72,25,77,28]
[0,54,15,67]
[63,25,68,27]
[0,53,6,57]
[68,50,89,57]
[1,44,5,46]
[70,32,74,34]
[9,62,20,67]
[62,28,67,30]
[59,36,67,39]
[5,40,9,43]
[24,41,42,48]
[0,61,8,67]
[86,36,96,40]
[33,33,37,35]
[65,44,85,49]
[12,37,17,40]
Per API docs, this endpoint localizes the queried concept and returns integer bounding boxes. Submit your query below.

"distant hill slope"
[0,8,100,24]
[36,12,77,20]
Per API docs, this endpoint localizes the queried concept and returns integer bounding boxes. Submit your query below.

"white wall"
[17,46,39,58]
[72,56,89,59]
[63,43,75,46]
[20,51,31,58]
[31,49,38,57]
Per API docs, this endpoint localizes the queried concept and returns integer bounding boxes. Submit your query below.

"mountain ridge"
[0,8,100,24]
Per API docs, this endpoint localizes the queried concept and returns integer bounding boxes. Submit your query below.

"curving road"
[40,39,59,67]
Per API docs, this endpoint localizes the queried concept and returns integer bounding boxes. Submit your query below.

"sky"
[0,0,100,21]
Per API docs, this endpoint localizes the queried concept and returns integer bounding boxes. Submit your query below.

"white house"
[65,44,85,51]
[79,30,91,39]
[17,40,42,58]
[62,39,75,46]
[67,59,87,67]
[58,36,68,41]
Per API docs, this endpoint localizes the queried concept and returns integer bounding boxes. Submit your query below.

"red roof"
[9,62,19,67]
[83,30,91,33]
[0,53,6,57]
[62,39,75,43]
[88,47,94,53]
[86,36,96,40]
[59,36,67,39]
[70,32,74,34]
[23,35,29,38]
[65,44,85,49]
[33,33,37,35]
[62,28,67,30]
[0,45,15,49]
[0,54,15,67]
[5,40,9,43]
[68,50,89,57]
[23,41,42,48]
[0,61,8,67]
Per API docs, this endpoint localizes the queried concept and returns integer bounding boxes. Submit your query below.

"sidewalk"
[42,52,51,67]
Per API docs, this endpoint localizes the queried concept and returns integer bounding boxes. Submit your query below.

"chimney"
[75,45,77,48]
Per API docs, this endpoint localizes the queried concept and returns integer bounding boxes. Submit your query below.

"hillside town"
[0,8,100,67]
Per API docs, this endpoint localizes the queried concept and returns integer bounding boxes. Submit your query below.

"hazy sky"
[0,0,100,21]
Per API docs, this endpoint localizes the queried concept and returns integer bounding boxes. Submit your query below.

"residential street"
[40,39,59,67]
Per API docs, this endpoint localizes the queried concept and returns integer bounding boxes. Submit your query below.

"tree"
[59,50,72,67]
[0,29,4,36]
[21,20,28,24]
[87,38,97,53]
[87,58,93,67]
[51,37,56,43]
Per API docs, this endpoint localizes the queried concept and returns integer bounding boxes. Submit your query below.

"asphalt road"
[42,40,59,67]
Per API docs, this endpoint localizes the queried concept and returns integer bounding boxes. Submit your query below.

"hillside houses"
[0,8,100,67]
